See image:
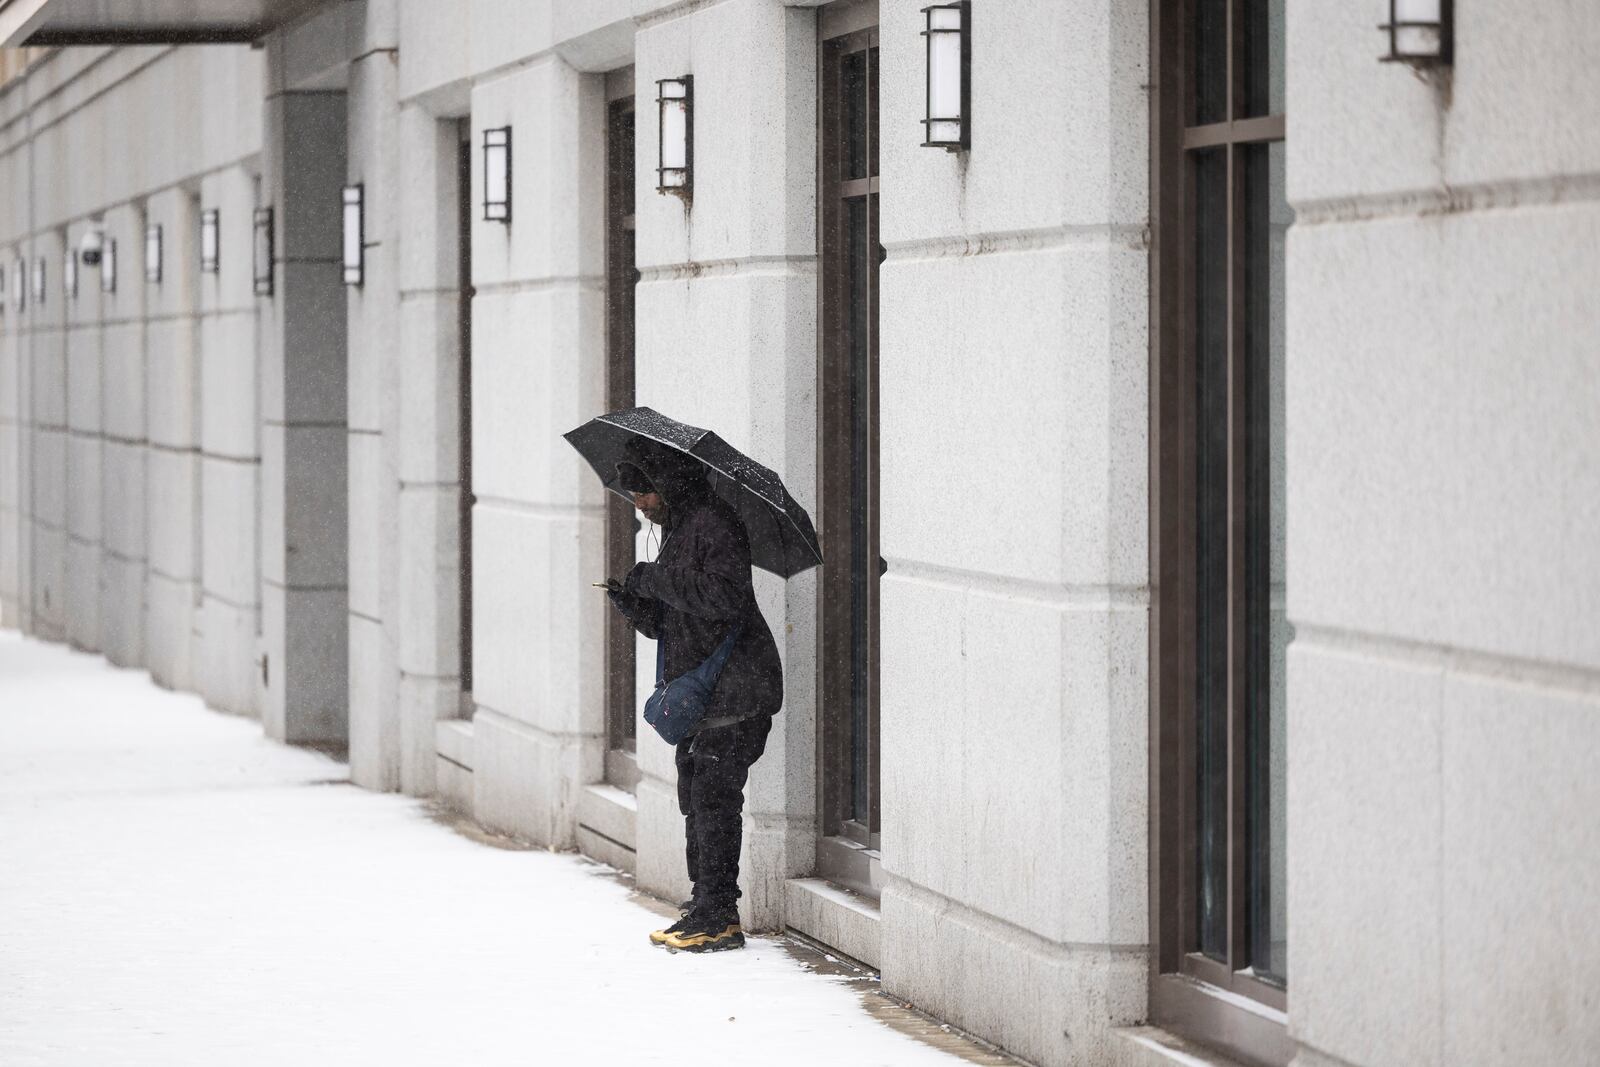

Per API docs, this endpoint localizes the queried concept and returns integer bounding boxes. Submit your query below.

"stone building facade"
[2,2,1596,1065]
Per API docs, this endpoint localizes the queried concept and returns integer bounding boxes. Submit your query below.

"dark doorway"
[816,19,881,897]
[457,121,475,708]
[604,85,640,790]
[1149,0,1290,1061]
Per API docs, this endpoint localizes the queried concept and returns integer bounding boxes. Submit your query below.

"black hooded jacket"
[609,447,784,727]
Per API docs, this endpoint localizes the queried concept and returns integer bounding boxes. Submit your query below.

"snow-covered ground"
[0,631,995,1066]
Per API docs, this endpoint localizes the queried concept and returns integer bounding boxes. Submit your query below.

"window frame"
[456,119,476,713]
[603,84,642,791]
[815,16,882,899]
[1148,0,1292,1062]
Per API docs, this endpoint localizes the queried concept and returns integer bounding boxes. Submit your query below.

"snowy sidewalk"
[0,631,1007,1066]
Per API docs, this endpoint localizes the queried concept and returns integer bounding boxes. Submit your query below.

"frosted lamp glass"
[1395,0,1440,20]
[64,251,77,298]
[483,128,511,222]
[145,224,161,283]
[253,209,273,296]
[660,100,688,170]
[200,209,219,272]
[922,3,968,149]
[102,239,116,293]
[1395,23,1441,55]
[342,185,363,285]
[655,78,692,194]
[928,11,962,120]
[1384,0,1444,59]
[32,258,45,303]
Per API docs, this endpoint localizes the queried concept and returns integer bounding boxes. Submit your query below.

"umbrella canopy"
[563,406,823,579]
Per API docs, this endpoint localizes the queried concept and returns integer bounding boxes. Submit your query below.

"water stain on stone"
[774,936,1022,1065]
[422,800,538,851]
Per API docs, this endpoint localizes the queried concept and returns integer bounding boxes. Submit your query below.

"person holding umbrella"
[605,436,785,953]
[567,408,822,951]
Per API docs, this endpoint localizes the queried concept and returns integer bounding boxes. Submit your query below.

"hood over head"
[619,438,711,520]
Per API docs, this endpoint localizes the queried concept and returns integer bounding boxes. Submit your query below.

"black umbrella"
[563,406,823,578]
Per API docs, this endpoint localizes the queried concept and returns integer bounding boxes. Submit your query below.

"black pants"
[675,714,772,914]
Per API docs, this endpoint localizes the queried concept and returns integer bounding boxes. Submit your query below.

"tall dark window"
[604,88,640,790]
[1151,0,1290,1061]
[817,19,880,898]
[457,120,475,707]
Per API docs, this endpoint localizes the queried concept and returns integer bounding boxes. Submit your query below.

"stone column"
[143,188,202,692]
[872,0,1150,1063]
[1287,6,1600,1066]
[64,220,104,653]
[631,0,821,930]
[346,0,405,790]
[27,229,67,644]
[99,203,148,667]
[0,235,23,629]
[395,104,467,797]
[0,83,35,635]
[466,53,609,847]
[259,75,349,746]
[197,166,265,717]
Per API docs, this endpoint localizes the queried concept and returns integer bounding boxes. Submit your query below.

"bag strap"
[702,617,746,682]
[657,596,750,687]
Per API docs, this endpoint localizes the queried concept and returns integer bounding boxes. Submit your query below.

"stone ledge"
[435,716,474,769]
[577,783,638,851]
[576,824,636,875]
[784,876,882,971]
[434,753,472,815]
[434,718,475,815]
[1112,1026,1251,1067]
[576,783,636,876]
[880,878,1147,1067]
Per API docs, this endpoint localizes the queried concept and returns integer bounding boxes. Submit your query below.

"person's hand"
[623,562,652,598]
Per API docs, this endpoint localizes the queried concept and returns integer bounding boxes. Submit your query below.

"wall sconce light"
[200,209,220,274]
[253,208,274,296]
[145,223,163,284]
[922,2,970,150]
[101,239,117,293]
[32,257,45,306]
[64,250,77,299]
[342,184,364,286]
[1380,0,1451,65]
[656,76,693,196]
[483,127,511,222]
[12,258,23,311]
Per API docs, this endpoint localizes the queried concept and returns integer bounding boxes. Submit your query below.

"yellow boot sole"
[663,924,745,953]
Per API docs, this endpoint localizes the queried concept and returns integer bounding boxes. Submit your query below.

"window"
[817,14,881,897]
[1150,0,1291,1062]
[457,120,475,710]
[603,81,640,790]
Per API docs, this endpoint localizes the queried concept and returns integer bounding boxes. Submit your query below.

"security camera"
[78,228,105,267]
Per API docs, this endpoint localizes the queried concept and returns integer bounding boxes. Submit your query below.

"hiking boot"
[663,908,744,953]
[648,898,700,946]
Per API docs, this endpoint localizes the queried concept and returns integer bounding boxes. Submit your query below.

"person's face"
[633,490,667,525]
